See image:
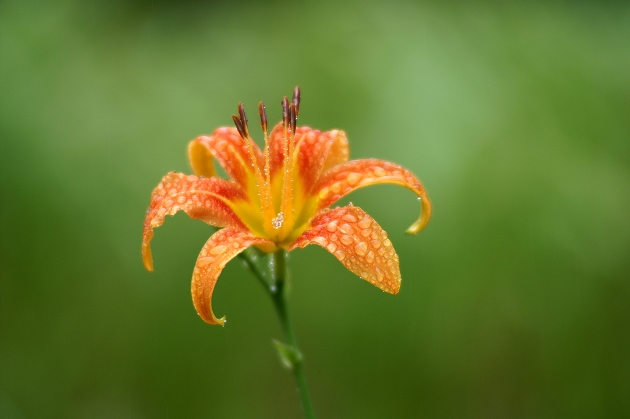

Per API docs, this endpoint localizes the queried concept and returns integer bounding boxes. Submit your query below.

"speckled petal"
[267,123,306,180]
[192,228,272,325]
[294,128,349,198]
[289,205,401,294]
[142,172,248,271]
[268,124,349,190]
[313,159,432,234]
[190,127,264,194]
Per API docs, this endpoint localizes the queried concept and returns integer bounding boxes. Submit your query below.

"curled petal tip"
[406,195,432,235]
[143,257,154,272]
[188,139,216,178]
[142,233,155,271]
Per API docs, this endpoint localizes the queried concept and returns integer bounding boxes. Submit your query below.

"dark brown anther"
[258,102,268,134]
[292,86,301,116]
[281,96,290,129]
[237,102,249,138]
[232,114,246,139]
[289,103,297,134]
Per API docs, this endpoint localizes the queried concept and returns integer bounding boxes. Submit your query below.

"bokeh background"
[1,0,629,418]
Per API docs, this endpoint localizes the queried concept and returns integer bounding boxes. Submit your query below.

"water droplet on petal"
[211,245,227,255]
[197,257,214,267]
[339,223,354,234]
[342,213,358,223]
[346,173,361,185]
[355,241,368,256]
[272,212,284,229]
[340,235,353,245]
[312,236,328,247]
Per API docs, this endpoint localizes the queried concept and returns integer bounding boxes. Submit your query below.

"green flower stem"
[270,250,316,419]
[237,248,316,419]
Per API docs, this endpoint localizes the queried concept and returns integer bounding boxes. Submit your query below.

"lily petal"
[192,228,272,325]
[267,123,307,180]
[190,127,264,195]
[289,205,401,294]
[313,159,432,234]
[294,129,350,198]
[188,139,216,178]
[142,172,248,271]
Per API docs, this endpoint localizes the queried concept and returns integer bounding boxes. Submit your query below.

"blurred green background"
[1,0,629,418]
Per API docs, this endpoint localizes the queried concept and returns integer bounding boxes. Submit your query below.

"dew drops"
[342,213,358,223]
[346,172,361,186]
[326,221,338,232]
[355,241,368,256]
[326,243,337,253]
[366,250,375,264]
[311,236,328,247]
[374,167,387,177]
[340,223,354,234]
[358,215,372,229]
[334,249,346,260]
[210,245,227,255]
[197,257,214,267]
[177,195,187,204]
[383,239,392,247]
[361,229,371,238]
[340,235,353,245]
[371,239,381,249]
[272,212,284,229]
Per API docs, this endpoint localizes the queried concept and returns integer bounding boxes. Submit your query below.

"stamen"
[281,96,290,130]
[258,102,268,136]
[271,212,284,229]
[234,102,274,235]
[289,103,297,134]
[259,101,273,231]
[292,86,301,117]
[279,94,295,239]
[231,114,246,139]
[237,102,249,138]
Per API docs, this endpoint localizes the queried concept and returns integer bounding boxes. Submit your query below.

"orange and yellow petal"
[293,129,349,198]
[191,228,273,325]
[289,205,401,294]
[267,124,349,189]
[188,140,216,178]
[190,128,264,195]
[142,172,248,271]
[267,123,305,180]
[320,129,349,173]
[312,159,432,234]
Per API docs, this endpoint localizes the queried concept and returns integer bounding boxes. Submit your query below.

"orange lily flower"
[142,88,432,325]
